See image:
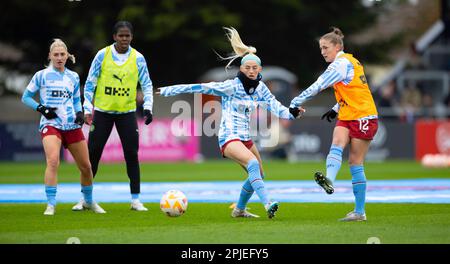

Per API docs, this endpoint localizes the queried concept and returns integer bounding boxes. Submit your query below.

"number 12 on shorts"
[359,120,369,134]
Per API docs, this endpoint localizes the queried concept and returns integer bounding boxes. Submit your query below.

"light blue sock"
[247,159,269,205]
[131,193,139,200]
[350,165,367,215]
[45,186,57,206]
[326,145,343,183]
[81,185,93,204]
[236,179,254,210]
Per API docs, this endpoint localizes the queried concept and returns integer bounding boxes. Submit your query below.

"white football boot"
[43,204,55,216]
[82,201,107,214]
[131,199,148,211]
[339,211,367,222]
[72,198,85,211]
[231,207,260,218]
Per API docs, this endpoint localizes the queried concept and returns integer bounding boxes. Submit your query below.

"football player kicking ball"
[290,27,378,222]
[158,27,304,219]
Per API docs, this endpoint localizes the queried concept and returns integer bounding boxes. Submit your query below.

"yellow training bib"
[95,46,138,112]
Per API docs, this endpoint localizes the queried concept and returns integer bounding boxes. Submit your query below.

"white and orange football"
[160,190,188,217]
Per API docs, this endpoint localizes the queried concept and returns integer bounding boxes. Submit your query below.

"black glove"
[289,107,300,118]
[36,104,58,119]
[74,111,84,126]
[144,109,153,125]
[321,109,337,122]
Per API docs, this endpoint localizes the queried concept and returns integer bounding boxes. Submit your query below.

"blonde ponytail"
[68,53,76,64]
[218,27,259,69]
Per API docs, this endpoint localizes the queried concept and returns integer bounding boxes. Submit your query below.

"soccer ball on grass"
[160,190,188,217]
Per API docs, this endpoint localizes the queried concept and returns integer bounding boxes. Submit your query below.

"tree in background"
[1,0,394,92]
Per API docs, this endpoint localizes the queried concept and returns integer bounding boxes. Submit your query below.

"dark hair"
[113,21,133,35]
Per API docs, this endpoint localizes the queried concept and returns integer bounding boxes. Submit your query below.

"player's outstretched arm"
[290,60,347,109]
[158,80,236,97]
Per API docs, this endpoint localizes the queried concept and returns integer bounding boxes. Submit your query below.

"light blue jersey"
[290,51,353,110]
[22,66,82,132]
[83,44,153,114]
[160,78,294,148]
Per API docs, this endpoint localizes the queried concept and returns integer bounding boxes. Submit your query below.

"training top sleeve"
[83,49,106,114]
[72,73,82,113]
[159,79,236,97]
[260,82,294,120]
[136,52,153,111]
[332,102,340,113]
[289,58,349,108]
[21,71,43,110]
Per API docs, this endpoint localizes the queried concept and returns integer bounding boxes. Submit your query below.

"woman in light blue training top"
[159,27,304,219]
[21,39,105,215]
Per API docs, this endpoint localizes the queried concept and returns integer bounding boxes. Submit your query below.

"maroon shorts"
[221,139,254,157]
[40,126,85,148]
[336,119,378,140]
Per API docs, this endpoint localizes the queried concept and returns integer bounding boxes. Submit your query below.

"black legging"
[88,110,140,194]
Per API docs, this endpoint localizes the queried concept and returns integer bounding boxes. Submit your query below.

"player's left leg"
[236,145,265,209]
[115,113,147,211]
[67,137,106,214]
[339,138,371,221]
[224,141,278,218]
[249,145,279,218]
[232,145,266,217]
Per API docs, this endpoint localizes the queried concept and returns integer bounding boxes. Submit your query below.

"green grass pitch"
[0,160,449,244]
